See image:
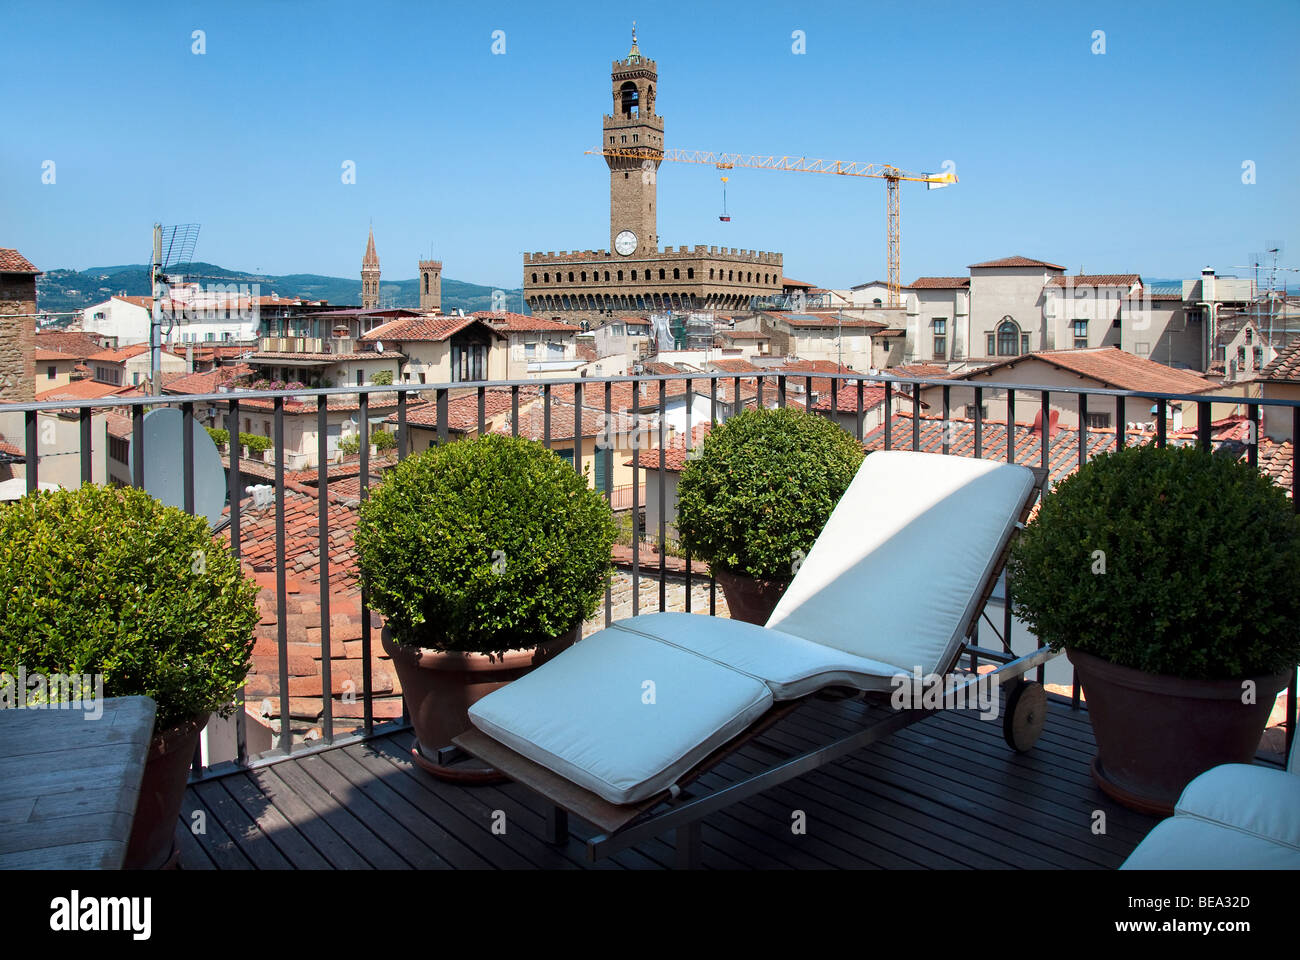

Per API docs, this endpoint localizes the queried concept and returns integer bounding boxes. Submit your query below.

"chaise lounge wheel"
[1002,679,1047,752]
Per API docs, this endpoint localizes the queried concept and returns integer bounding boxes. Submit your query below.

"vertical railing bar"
[632,377,640,618]
[883,382,893,451]
[317,395,333,745]
[1197,400,1211,452]
[942,386,950,456]
[974,386,983,459]
[1289,407,1300,758]
[543,383,552,449]
[804,375,812,413]
[221,397,247,768]
[855,379,864,442]
[1040,391,1050,475]
[478,385,486,435]
[1157,398,1167,448]
[79,407,92,485]
[273,397,290,755]
[1248,403,1259,468]
[683,377,692,613]
[1116,395,1127,451]
[777,374,786,409]
[437,387,449,445]
[131,404,144,488]
[397,390,408,460]
[1078,393,1088,468]
[574,381,584,479]
[511,384,519,437]
[757,374,764,409]
[25,410,38,494]
[911,382,920,451]
[1006,389,1016,465]
[358,391,372,738]
[604,380,612,627]
[658,380,667,612]
[182,402,195,515]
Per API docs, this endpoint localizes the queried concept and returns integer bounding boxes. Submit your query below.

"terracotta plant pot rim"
[713,568,792,589]
[1066,647,1290,699]
[381,626,580,673]
[149,713,210,755]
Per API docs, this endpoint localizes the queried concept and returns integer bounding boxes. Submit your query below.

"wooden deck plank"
[192,780,294,870]
[218,773,334,870]
[244,766,374,870]
[180,789,253,870]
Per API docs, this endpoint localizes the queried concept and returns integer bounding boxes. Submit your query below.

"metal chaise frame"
[454,466,1051,868]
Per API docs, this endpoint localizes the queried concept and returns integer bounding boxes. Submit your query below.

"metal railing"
[4,369,1298,779]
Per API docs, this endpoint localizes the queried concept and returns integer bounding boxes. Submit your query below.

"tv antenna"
[150,222,201,394]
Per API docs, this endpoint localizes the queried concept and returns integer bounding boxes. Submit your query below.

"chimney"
[1031,408,1060,438]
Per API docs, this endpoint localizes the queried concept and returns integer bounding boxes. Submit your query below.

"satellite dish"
[128,407,228,528]
[374,341,384,353]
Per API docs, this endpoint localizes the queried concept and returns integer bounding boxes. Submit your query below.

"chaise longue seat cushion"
[1121,762,1300,869]
[468,625,774,805]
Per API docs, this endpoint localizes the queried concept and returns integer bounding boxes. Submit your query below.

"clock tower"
[604,25,663,256]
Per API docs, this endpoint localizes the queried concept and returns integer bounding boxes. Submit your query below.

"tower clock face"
[614,230,638,256]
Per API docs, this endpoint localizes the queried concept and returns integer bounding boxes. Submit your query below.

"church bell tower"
[361,226,380,309]
[604,25,664,257]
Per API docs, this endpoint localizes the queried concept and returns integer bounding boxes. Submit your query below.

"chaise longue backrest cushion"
[766,450,1036,677]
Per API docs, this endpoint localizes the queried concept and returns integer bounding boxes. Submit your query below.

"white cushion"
[767,451,1035,675]
[1121,817,1300,870]
[467,627,772,805]
[613,612,908,699]
[1174,763,1300,850]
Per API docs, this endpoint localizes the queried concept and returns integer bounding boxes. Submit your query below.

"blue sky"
[4,0,1298,290]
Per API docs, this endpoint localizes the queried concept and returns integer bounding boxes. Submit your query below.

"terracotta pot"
[1068,648,1288,816]
[382,626,579,782]
[123,713,209,870]
[714,568,790,625]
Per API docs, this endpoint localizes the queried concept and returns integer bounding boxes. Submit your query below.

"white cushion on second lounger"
[1120,816,1300,869]
[767,451,1035,676]
[612,612,909,699]
[467,626,772,805]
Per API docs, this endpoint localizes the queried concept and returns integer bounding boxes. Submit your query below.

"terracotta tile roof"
[889,363,951,380]
[1259,340,1300,382]
[0,249,40,274]
[955,347,1216,396]
[710,359,762,374]
[775,360,864,397]
[103,412,134,439]
[765,311,884,329]
[626,424,713,471]
[812,384,924,414]
[782,277,815,288]
[385,389,520,433]
[87,343,151,363]
[968,255,1066,270]
[34,379,138,401]
[34,348,78,361]
[1046,274,1141,289]
[111,295,154,309]
[245,351,395,363]
[905,277,970,290]
[495,400,641,444]
[577,343,597,362]
[0,439,23,457]
[1257,439,1295,493]
[474,311,577,333]
[222,480,361,587]
[162,363,253,396]
[716,330,769,340]
[34,331,108,357]
[1145,291,1185,301]
[361,315,505,343]
[641,360,694,376]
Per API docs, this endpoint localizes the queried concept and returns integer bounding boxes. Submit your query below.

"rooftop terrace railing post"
[358,392,372,738]
[1078,393,1088,466]
[182,402,195,516]
[1038,389,1049,684]
[1006,389,1016,465]
[777,375,786,409]
[542,383,551,449]
[131,405,144,488]
[272,397,290,754]
[437,387,449,445]
[855,380,864,442]
[226,398,248,766]
[632,377,640,617]
[911,383,920,451]
[24,410,36,494]
[317,396,333,745]
[1198,400,1212,452]
[1248,403,1260,468]
[1290,407,1300,759]
[942,386,951,456]
[574,381,584,479]
[883,382,892,451]
[603,380,613,627]
[79,408,92,485]
[397,390,408,460]
[511,385,519,438]
[683,378,692,613]
[477,386,486,435]
[1116,395,1126,449]
[1157,398,1167,448]
[757,374,765,409]
[974,387,984,458]
[805,376,813,413]
[658,379,667,612]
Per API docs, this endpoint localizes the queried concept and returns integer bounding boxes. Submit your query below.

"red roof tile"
[0,249,40,273]
[955,347,1215,396]
[968,255,1066,270]
[1260,340,1300,382]
[474,311,577,333]
[162,364,253,396]
[905,277,970,289]
[1046,274,1141,289]
[34,331,108,357]
[361,315,505,342]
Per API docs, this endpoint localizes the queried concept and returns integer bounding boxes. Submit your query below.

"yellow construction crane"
[586,146,958,307]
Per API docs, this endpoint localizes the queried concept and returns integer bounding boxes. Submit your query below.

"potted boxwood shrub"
[1008,443,1300,815]
[0,485,260,867]
[677,407,864,624]
[354,433,615,781]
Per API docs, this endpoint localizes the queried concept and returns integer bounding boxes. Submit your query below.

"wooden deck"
[178,694,1162,869]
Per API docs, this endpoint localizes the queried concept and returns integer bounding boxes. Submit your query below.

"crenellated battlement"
[525,246,782,265]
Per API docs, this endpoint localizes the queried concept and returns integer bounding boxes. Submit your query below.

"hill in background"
[36,262,525,316]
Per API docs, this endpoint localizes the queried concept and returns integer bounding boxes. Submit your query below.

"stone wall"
[0,273,37,402]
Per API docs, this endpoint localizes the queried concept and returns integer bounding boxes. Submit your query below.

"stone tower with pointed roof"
[361,227,380,309]
[604,24,663,254]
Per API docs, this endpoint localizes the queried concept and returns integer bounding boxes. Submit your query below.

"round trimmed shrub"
[0,485,261,729]
[370,370,394,386]
[205,426,229,446]
[353,433,616,657]
[676,407,865,580]
[1008,443,1300,680]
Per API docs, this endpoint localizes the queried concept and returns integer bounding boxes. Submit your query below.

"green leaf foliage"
[205,427,229,446]
[1007,443,1300,680]
[353,433,616,656]
[676,407,865,580]
[338,434,361,456]
[0,485,261,729]
[370,370,394,386]
[239,433,271,453]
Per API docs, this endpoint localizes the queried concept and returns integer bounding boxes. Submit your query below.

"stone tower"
[419,259,442,313]
[604,25,664,256]
[361,226,380,309]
